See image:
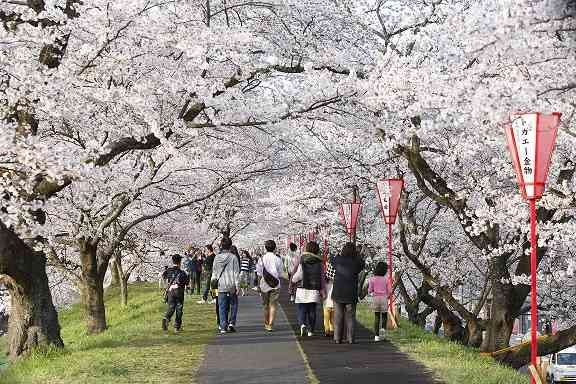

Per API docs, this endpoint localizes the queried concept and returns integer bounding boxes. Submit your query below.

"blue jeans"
[297,303,317,333]
[218,292,238,330]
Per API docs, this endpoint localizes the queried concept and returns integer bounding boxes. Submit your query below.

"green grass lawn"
[357,305,528,384]
[0,283,215,384]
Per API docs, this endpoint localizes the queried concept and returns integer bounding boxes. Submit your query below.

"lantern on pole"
[505,112,561,384]
[339,201,362,243]
[376,178,404,328]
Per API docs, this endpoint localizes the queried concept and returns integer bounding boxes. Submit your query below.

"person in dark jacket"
[199,244,216,304]
[162,254,190,332]
[291,241,324,337]
[332,242,364,344]
[192,251,203,295]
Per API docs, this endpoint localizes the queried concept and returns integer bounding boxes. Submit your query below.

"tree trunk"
[420,286,465,342]
[493,323,576,369]
[0,222,64,360]
[465,319,484,348]
[110,261,120,287]
[79,240,107,334]
[120,277,128,307]
[483,257,515,352]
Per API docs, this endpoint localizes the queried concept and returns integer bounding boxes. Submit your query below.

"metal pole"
[388,222,395,317]
[530,198,538,384]
[352,187,358,245]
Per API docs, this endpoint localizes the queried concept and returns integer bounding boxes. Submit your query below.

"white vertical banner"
[342,204,352,232]
[512,113,537,198]
[376,179,391,218]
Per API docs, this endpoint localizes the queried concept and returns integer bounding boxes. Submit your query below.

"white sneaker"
[307,331,313,337]
[300,325,306,337]
[379,328,386,338]
[197,300,206,304]
[208,299,215,304]
[374,336,380,342]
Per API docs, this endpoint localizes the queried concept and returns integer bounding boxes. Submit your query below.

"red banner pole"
[388,222,395,316]
[530,198,538,384]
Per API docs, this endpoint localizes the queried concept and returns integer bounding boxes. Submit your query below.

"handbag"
[210,262,229,290]
[263,266,279,289]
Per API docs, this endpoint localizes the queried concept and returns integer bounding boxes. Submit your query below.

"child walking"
[368,261,391,342]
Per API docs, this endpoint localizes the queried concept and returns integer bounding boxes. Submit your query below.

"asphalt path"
[198,287,439,383]
[197,292,308,384]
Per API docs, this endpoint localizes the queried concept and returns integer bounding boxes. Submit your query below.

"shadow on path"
[279,285,440,384]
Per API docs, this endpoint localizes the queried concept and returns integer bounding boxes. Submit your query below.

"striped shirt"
[240,258,251,272]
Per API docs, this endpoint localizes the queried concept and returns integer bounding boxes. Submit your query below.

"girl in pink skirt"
[368,262,391,342]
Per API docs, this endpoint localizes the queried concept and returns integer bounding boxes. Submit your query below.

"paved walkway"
[197,288,438,384]
[278,287,438,384]
[197,293,308,384]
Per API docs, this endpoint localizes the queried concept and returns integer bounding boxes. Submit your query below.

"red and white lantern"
[505,112,561,200]
[376,178,404,328]
[339,202,362,241]
[504,112,561,384]
[376,179,404,224]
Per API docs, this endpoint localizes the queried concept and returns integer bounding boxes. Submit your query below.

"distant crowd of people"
[160,236,392,344]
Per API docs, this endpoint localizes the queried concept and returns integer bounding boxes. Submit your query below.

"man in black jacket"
[199,244,216,304]
[162,254,190,332]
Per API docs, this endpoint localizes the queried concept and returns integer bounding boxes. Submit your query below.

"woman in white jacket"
[291,241,324,337]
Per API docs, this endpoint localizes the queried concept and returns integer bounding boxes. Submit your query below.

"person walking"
[199,244,216,304]
[211,237,240,334]
[162,254,190,332]
[256,240,284,332]
[184,251,196,295]
[323,255,336,338]
[332,242,364,344]
[368,261,391,342]
[291,241,324,337]
[240,250,251,296]
[286,243,299,302]
[192,251,203,296]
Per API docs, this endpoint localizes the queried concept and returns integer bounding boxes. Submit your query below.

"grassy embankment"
[0,283,215,384]
[357,305,529,384]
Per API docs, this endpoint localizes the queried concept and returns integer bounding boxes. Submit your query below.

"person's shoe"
[334,340,342,344]
[374,336,380,342]
[300,325,307,337]
[348,340,356,344]
[228,325,236,333]
[208,299,215,304]
[175,327,181,333]
[379,328,386,338]
[220,329,227,334]
[162,319,168,331]
[197,299,206,304]
[307,331,313,337]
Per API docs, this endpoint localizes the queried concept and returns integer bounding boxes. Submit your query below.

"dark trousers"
[218,292,238,330]
[334,302,357,343]
[374,312,388,334]
[194,272,202,294]
[202,272,212,301]
[297,303,317,333]
[189,271,202,295]
[164,295,184,329]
